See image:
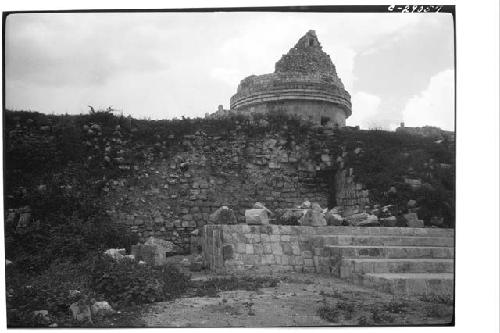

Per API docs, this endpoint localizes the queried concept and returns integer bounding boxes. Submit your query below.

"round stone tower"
[230,30,352,127]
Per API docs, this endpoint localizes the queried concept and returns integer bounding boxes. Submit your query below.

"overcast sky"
[5,11,454,130]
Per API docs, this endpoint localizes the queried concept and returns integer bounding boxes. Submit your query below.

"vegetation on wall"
[336,129,455,227]
[3,109,455,326]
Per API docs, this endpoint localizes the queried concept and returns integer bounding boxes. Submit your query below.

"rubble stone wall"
[105,129,370,252]
[335,169,370,215]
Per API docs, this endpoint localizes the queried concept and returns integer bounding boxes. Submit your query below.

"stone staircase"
[311,227,454,296]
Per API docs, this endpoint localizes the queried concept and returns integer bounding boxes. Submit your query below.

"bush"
[90,256,190,307]
[6,260,92,327]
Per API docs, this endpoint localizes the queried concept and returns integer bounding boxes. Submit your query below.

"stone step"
[350,272,454,296]
[311,226,454,238]
[314,235,454,247]
[324,245,454,260]
[340,258,454,278]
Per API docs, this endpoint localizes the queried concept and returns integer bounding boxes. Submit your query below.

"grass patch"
[189,276,280,297]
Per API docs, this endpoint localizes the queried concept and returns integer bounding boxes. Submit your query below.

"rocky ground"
[138,271,453,327]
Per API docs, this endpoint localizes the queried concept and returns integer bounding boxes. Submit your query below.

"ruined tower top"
[274,30,339,80]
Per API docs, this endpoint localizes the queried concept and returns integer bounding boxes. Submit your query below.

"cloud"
[347,91,382,129]
[401,69,455,130]
[5,12,453,122]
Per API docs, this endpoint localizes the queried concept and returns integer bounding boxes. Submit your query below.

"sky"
[5,11,455,130]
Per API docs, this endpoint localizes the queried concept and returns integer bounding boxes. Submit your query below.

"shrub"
[6,260,92,327]
[89,256,190,307]
[317,304,341,322]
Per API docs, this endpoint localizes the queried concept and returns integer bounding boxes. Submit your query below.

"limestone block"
[429,216,445,227]
[403,213,425,228]
[17,212,31,229]
[91,301,115,316]
[253,244,263,255]
[325,209,344,226]
[299,209,327,227]
[245,209,270,225]
[280,235,291,241]
[281,243,293,255]
[270,234,280,242]
[278,209,307,225]
[70,302,91,322]
[302,250,313,259]
[272,242,283,255]
[209,206,237,225]
[380,216,397,227]
[144,237,175,265]
[253,202,273,215]
[291,244,301,255]
[263,243,273,254]
[345,213,379,227]
[235,243,246,253]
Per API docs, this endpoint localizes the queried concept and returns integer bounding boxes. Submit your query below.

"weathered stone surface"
[404,178,422,189]
[380,216,397,227]
[429,216,445,227]
[298,200,312,209]
[104,248,126,261]
[131,244,155,265]
[70,302,91,322]
[91,301,115,316]
[325,209,344,226]
[345,213,379,227]
[209,206,237,225]
[245,209,270,225]
[17,212,31,229]
[299,207,326,227]
[278,209,306,225]
[144,237,175,265]
[230,31,351,128]
[403,213,424,228]
[222,244,234,260]
[33,310,50,323]
[253,202,272,215]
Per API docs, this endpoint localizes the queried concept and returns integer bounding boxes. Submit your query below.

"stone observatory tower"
[230,30,352,127]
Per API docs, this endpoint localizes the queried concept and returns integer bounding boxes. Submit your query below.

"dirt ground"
[139,271,454,327]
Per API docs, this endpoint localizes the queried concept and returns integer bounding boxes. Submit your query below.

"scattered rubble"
[209,206,237,225]
[143,237,176,265]
[245,209,270,225]
[104,248,127,261]
[70,302,92,322]
[91,301,115,316]
[403,213,425,228]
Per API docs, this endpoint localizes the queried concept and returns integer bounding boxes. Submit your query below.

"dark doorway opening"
[321,116,330,126]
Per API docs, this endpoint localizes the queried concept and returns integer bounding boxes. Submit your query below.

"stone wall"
[104,129,350,251]
[202,224,319,273]
[334,168,370,215]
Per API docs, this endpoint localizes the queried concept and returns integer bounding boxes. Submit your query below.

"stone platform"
[202,225,454,296]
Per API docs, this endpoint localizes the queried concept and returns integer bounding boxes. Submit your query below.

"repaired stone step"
[340,258,454,278]
[351,272,454,296]
[324,245,455,260]
[314,235,454,247]
[311,226,454,238]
